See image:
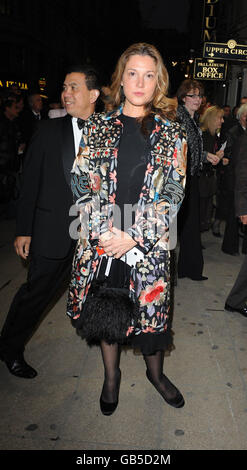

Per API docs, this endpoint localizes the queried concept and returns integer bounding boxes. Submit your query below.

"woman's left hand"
[216,149,224,159]
[206,152,220,165]
[99,227,137,258]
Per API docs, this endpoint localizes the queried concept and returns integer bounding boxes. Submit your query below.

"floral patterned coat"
[67,107,187,339]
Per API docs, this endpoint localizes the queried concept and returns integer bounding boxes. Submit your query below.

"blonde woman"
[67,43,187,415]
[199,106,224,233]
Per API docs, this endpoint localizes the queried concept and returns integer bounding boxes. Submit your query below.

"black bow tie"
[77,118,85,130]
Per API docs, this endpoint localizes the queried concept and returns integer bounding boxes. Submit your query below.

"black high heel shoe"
[100,369,121,416]
[146,370,185,408]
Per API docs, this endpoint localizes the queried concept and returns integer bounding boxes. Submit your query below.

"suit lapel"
[61,115,75,187]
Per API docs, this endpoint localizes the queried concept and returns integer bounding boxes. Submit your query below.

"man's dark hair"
[65,65,101,92]
[0,91,17,111]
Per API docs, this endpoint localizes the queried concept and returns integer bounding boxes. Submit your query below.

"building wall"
[217,0,247,106]
[0,0,85,97]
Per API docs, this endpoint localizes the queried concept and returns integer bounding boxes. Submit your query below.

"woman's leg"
[144,350,184,408]
[100,340,121,404]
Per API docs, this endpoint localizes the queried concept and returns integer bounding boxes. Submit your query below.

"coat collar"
[101,104,171,127]
[100,106,172,150]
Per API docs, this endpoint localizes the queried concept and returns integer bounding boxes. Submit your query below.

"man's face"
[62,72,98,119]
[5,101,20,120]
[223,106,231,117]
[31,94,43,113]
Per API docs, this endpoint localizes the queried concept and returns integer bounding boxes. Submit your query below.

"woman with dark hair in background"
[67,43,187,415]
[176,79,219,281]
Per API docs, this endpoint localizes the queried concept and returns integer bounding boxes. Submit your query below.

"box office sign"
[193,58,227,80]
[203,39,247,62]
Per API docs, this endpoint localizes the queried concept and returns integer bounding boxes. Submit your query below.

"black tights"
[100,341,121,403]
[100,341,178,403]
[144,350,179,401]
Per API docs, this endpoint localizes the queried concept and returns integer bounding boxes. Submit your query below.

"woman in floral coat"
[67,43,187,415]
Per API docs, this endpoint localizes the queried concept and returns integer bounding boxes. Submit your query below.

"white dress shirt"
[72,117,83,156]
[32,111,41,120]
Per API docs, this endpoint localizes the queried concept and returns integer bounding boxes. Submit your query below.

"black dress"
[107,114,172,354]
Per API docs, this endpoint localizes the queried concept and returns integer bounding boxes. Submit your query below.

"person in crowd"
[176,79,219,281]
[21,92,47,146]
[28,93,44,120]
[48,97,67,119]
[0,92,23,215]
[223,104,231,118]
[231,105,239,124]
[199,106,224,234]
[240,96,247,105]
[221,103,247,255]
[67,43,187,415]
[0,65,101,379]
[225,130,247,317]
[15,94,27,163]
[15,94,25,114]
[198,95,211,116]
[220,104,237,140]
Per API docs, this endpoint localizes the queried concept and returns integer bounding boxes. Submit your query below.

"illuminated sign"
[194,58,227,80]
[0,79,28,90]
[202,0,220,42]
[203,39,247,61]
[39,77,46,91]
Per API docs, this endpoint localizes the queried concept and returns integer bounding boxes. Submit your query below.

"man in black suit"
[225,130,247,317]
[221,104,247,255]
[21,93,47,146]
[0,66,101,378]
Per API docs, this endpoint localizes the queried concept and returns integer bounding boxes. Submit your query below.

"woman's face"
[121,54,158,117]
[183,88,202,116]
[213,113,224,131]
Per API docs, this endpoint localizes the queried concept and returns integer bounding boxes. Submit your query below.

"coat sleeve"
[234,133,247,216]
[71,153,106,247]
[70,152,94,245]
[127,127,187,253]
[15,124,46,237]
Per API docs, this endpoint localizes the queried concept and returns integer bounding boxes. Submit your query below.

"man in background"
[0,66,101,378]
[225,130,247,317]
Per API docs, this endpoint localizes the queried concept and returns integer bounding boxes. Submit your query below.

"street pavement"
[0,217,247,452]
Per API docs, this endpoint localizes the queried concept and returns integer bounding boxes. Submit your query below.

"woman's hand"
[222,158,229,166]
[99,227,137,258]
[240,215,247,225]
[206,152,220,165]
[216,149,224,159]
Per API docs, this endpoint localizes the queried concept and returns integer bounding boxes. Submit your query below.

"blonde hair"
[105,42,177,122]
[200,105,224,135]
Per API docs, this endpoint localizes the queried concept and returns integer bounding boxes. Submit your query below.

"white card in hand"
[121,247,144,267]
